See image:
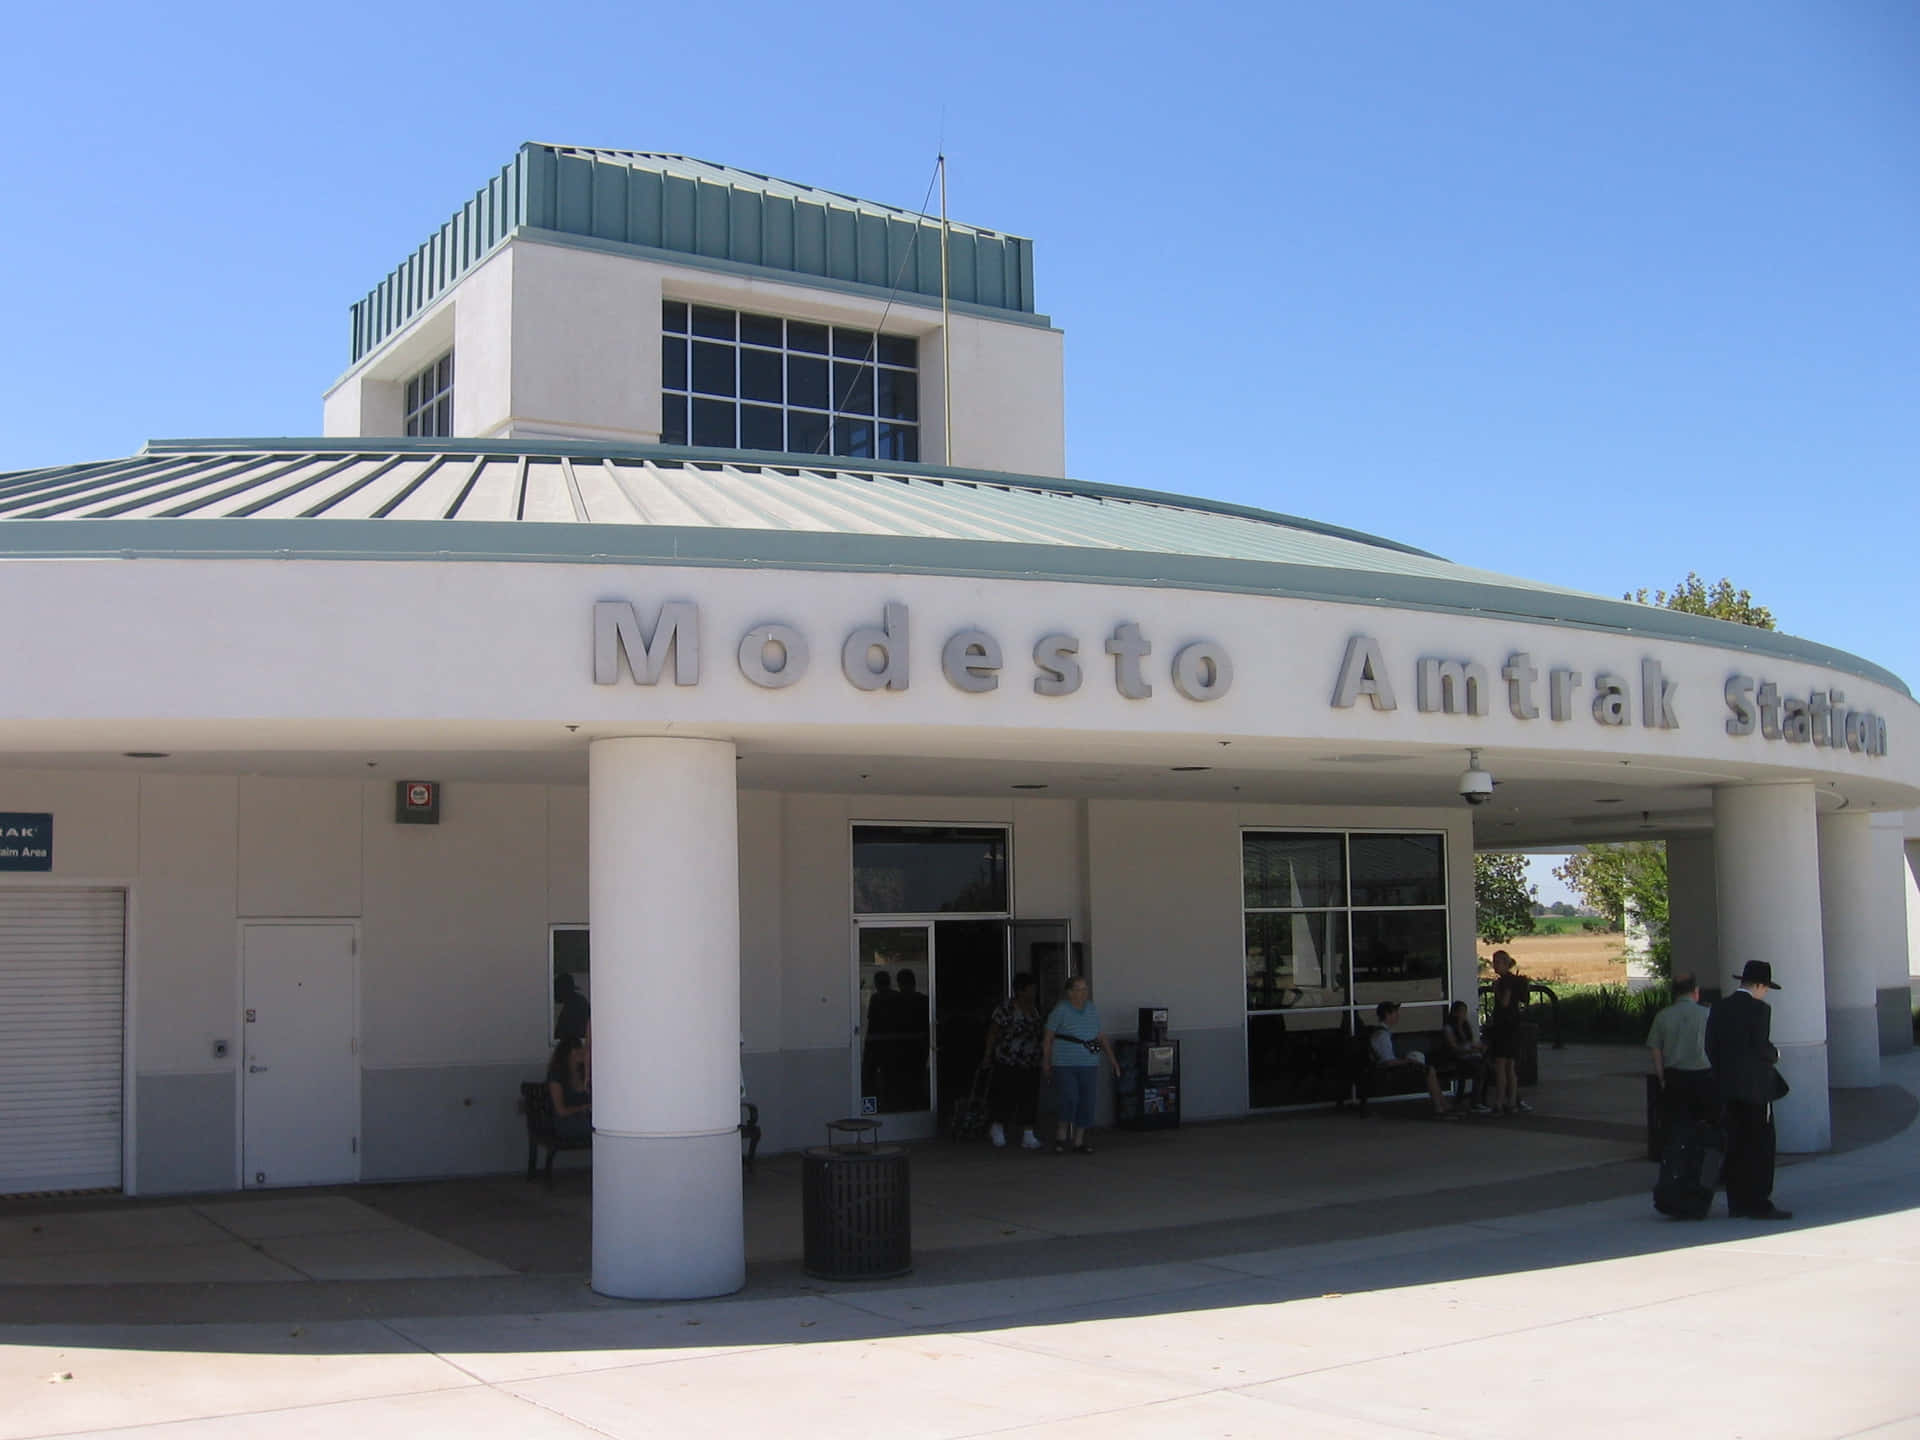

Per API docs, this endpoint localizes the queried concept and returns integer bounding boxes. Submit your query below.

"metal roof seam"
[153,455,322,519]
[556,457,590,524]
[0,455,199,517]
[372,454,452,519]
[299,454,411,518]
[233,454,364,518]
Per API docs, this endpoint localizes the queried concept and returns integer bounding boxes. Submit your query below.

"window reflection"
[853,826,1008,915]
[1349,833,1445,907]
[1242,834,1343,909]
[1246,1010,1349,1108]
[1243,829,1452,1107]
[1244,911,1347,1010]
[1350,909,1448,1005]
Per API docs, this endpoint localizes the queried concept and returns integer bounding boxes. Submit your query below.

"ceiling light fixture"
[1011,783,1048,790]
[1171,765,1211,773]
[123,751,170,759]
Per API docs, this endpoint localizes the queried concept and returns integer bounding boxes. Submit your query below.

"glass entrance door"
[856,923,934,1138]
[854,919,1011,1141]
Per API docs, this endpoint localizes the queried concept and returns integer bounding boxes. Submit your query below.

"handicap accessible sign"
[0,813,52,871]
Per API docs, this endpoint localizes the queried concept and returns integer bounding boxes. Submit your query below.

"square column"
[589,736,744,1299]
[1713,783,1829,1153]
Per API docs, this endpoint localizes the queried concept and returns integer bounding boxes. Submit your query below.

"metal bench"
[520,1082,763,1182]
[519,1080,589,1184]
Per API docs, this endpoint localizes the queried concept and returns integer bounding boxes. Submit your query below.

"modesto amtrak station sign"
[1331,634,1891,756]
[589,601,1890,757]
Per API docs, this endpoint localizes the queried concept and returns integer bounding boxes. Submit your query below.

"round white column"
[589,736,743,1299]
[1714,782,1829,1153]
[1872,816,1913,1056]
[1664,833,1719,989]
[1818,811,1883,1089]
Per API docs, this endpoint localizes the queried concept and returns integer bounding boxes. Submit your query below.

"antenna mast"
[939,153,953,466]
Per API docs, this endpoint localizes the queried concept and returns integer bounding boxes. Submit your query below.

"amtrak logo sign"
[0,813,53,871]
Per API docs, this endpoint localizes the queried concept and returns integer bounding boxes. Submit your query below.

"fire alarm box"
[395,780,441,825]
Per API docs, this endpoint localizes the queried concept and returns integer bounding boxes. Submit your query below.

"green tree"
[1626,572,1775,630]
[1554,842,1671,977]
[1474,852,1537,944]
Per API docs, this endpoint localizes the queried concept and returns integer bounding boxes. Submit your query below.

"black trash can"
[1515,1021,1541,1089]
[801,1119,911,1281]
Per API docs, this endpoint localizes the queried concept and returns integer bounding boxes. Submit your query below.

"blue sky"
[3,1,1914,744]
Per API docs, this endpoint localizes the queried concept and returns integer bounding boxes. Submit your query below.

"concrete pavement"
[3,1045,1917,1437]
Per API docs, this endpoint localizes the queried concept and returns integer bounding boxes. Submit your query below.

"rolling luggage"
[1653,1115,1724,1220]
[949,1064,992,1142]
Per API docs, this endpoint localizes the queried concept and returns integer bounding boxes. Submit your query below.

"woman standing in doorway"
[1042,976,1119,1154]
[981,971,1045,1150]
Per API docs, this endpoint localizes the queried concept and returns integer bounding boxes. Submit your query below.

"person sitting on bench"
[545,1036,592,1142]
[1439,999,1493,1113]
[1371,1001,1459,1118]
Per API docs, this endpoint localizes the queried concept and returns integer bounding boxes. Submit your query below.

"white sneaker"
[989,1122,1006,1147]
[1021,1131,1044,1150]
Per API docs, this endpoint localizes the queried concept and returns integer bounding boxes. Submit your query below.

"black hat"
[1733,961,1781,990]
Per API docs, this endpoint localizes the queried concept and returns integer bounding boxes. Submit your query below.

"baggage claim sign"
[0,813,53,871]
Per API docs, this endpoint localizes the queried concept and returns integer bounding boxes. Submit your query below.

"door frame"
[234,918,362,1190]
[850,918,938,1138]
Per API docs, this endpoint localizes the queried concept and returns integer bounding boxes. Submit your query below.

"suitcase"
[948,1065,992,1142]
[1653,1116,1724,1220]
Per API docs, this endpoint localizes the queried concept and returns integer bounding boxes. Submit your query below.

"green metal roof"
[0,438,1904,695]
[349,144,1039,365]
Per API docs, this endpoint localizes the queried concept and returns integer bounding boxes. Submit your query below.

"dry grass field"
[1477,932,1632,987]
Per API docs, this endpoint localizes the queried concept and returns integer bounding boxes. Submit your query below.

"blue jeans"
[1052,1065,1101,1128]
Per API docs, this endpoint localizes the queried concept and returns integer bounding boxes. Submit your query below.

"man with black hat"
[1704,961,1791,1220]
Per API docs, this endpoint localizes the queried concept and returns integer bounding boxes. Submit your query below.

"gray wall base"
[1877,987,1914,1056]
[1827,1005,1882,1089]
[744,1047,851,1154]
[1170,1027,1245,1119]
[593,1129,743,1299]
[360,1064,538,1180]
[135,1072,235,1195]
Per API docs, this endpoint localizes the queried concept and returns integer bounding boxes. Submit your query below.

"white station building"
[3,144,1918,1298]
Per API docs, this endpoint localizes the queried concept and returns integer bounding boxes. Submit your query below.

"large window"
[853,825,1006,915]
[1243,830,1450,1107]
[662,301,919,461]
[404,350,454,437]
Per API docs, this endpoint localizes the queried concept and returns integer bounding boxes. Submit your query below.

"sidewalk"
[3,1047,1916,1437]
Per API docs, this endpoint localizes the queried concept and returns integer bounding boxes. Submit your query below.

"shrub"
[1547,982,1674,1043]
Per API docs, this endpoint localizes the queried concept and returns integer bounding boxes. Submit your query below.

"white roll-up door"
[0,888,126,1194]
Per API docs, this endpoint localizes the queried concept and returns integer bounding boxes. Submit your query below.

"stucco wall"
[1086,799,1474,1119]
[322,235,1067,477]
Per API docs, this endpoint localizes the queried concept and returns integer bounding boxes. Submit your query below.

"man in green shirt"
[1646,974,1715,1124]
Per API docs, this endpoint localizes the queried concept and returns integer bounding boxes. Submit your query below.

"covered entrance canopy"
[1,437,1916,1296]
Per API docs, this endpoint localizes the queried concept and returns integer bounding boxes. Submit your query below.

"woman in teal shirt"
[1042,977,1119,1154]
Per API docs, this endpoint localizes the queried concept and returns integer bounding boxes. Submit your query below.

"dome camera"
[1458,749,1495,806]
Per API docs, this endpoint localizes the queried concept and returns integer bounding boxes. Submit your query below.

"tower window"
[662,302,917,462]
[404,351,454,438]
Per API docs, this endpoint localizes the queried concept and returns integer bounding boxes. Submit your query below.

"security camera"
[1458,749,1495,805]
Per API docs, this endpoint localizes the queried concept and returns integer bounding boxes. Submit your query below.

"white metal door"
[0,888,125,1194]
[241,923,358,1188]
